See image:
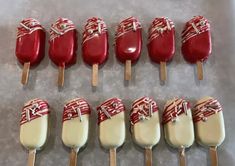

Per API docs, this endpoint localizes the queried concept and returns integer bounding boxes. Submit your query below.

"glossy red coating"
[82,17,108,66]
[147,17,175,63]
[15,18,45,66]
[181,16,211,63]
[115,17,142,64]
[49,18,77,67]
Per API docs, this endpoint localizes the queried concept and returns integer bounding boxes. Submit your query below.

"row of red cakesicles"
[15,16,211,86]
[20,97,225,166]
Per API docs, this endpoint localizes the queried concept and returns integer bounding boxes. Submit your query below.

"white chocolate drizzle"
[17,18,44,39]
[49,18,76,41]
[148,17,174,43]
[115,16,141,40]
[182,16,210,43]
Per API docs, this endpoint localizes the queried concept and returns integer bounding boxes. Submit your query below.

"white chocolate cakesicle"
[193,97,225,147]
[163,98,194,148]
[130,97,160,149]
[20,98,50,150]
[97,98,125,149]
[62,98,91,150]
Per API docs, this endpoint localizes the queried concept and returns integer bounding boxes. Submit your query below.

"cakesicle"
[181,16,211,80]
[162,98,194,166]
[193,97,225,166]
[115,17,142,80]
[148,17,175,81]
[20,98,50,166]
[130,97,160,166]
[62,98,91,166]
[16,18,46,84]
[82,17,108,86]
[49,18,77,86]
[97,98,125,166]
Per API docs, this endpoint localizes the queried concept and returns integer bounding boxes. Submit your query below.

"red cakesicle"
[115,17,142,80]
[15,18,46,85]
[182,16,211,80]
[49,18,77,86]
[148,17,175,82]
[82,17,108,86]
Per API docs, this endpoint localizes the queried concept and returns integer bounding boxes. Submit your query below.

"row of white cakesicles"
[20,96,225,166]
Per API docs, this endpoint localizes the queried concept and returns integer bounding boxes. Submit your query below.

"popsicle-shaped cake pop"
[16,18,46,84]
[148,17,175,81]
[193,97,225,166]
[182,16,211,80]
[97,98,125,166]
[62,98,91,166]
[162,98,194,166]
[20,98,50,166]
[115,17,142,80]
[130,97,160,166]
[49,18,77,86]
[82,17,108,86]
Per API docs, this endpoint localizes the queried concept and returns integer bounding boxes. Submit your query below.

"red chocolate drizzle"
[63,98,90,122]
[130,96,158,125]
[20,98,49,125]
[193,98,222,123]
[96,98,125,125]
[162,98,190,124]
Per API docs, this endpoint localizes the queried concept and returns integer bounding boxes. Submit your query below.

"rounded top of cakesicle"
[63,98,91,122]
[49,18,77,67]
[20,98,49,125]
[115,16,142,63]
[130,96,159,125]
[96,97,125,124]
[17,18,44,38]
[82,17,108,66]
[181,16,212,63]
[16,18,45,66]
[193,96,222,123]
[147,17,175,63]
[162,98,190,125]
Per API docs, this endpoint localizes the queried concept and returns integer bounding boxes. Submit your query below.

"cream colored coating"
[99,112,125,149]
[132,112,160,148]
[62,115,89,149]
[20,115,49,150]
[194,96,225,147]
[164,99,194,148]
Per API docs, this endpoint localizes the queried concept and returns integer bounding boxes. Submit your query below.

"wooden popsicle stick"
[179,147,186,166]
[145,148,152,166]
[160,61,167,81]
[196,61,203,80]
[125,60,131,81]
[209,146,218,166]
[69,148,78,166]
[92,64,98,86]
[27,149,36,166]
[58,66,65,87]
[109,148,116,166]
[21,62,30,85]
